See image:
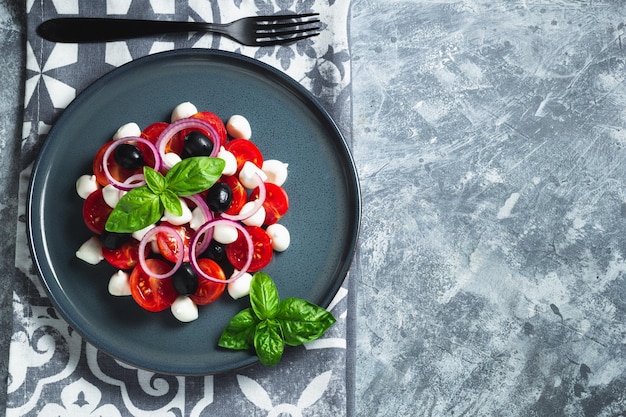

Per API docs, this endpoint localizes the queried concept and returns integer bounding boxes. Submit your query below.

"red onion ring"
[102,137,162,191]
[220,174,266,222]
[138,225,184,279]
[155,118,221,170]
[189,219,253,284]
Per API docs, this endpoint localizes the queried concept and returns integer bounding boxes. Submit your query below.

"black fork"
[37,14,322,45]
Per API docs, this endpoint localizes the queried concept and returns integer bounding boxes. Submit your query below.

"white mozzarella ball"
[171,102,198,122]
[163,152,182,167]
[262,160,289,186]
[132,224,155,241]
[189,207,207,231]
[228,272,253,299]
[217,146,237,176]
[102,184,124,208]
[76,175,99,199]
[239,161,268,189]
[76,237,104,265]
[213,223,238,244]
[171,296,199,322]
[113,122,141,140]
[161,198,193,225]
[226,115,252,139]
[241,202,266,227]
[108,270,131,296]
[266,223,290,252]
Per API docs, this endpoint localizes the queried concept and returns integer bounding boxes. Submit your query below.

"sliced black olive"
[113,143,145,170]
[206,182,233,213]
[181,131,214,158]
[100,230,132,249]
[172,263,198,296]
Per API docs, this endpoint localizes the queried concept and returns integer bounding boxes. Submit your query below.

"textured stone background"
[3,1,626,416]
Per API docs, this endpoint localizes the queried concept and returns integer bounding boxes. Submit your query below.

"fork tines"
[255,13,321,43]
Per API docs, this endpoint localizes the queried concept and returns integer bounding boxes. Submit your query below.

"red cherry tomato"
[156,222,193,263]
[82,189,113,234]
[129,259,178,312]
[226,226,273,272]
[102,239,146,270]
[250,183,289,225]
[224,138,263,172]
[218,175,247,215]
[191,111,228,144]
[92,141,156,187]
[190,258,226,305]
[141,122,184,155]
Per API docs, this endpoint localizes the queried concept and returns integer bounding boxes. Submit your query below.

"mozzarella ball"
[161,198,193,225]
[102,184,124,208]
[76,237,104,265]
[76,175,99,199]
[112,122,141,140]
[217,146,237,176]
[108,270,131,296]
[171,102,198,122]
[213,223,238,244]
[262,160,289,186]
[226,115,252,139]
[163,152,182,167]
[171,296,199,322]
[189,207,207,231]
[266,223,290,252]
[228,272,253,299]
[239,161,268,189]
[132,224,155,241]
[241,202,266,227]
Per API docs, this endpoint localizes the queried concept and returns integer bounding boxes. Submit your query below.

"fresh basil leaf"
[144,166,166,194]
[160,189,182,216]
[218,308,259,350]
[105,186,162,233]
[277,298,337,346]
[250,272,280,320]
[254,319,284,367]
[165,156,225,196]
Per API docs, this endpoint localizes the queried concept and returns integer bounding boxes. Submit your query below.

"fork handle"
[37,18,223,43]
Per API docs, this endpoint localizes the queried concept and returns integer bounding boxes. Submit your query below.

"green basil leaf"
[254,319,284,367]
[218,308,259,350]
[276,298,337,346]
[250,272,280,320]
[165,156,225,196]
[160,189,182,216]
[144,166,166,194]
[105,186,162,233]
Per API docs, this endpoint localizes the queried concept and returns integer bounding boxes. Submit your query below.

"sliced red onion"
[102,137,162,191]
[190,219,253,284]
[220,174,266,222]
[138,225,184,279]
[155,118,221,170]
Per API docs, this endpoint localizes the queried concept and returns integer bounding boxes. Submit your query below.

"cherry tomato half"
[93,141,156,187]
[82,188,113,234]
[129,259,178,312]
[102,239,146,270]
[218,175,247,215]
[250,182,289,225]
[190,258,226,305]
[156,222,193,263]
[224,138,263,172]
[226,226,273,272]
[192,111,228,144]
[141,122,184,155]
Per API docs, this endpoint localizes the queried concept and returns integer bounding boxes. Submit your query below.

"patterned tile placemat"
[8,1,355,416]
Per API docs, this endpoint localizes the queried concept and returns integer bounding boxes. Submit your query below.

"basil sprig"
[218,272,336,367]
[105,157,225,233]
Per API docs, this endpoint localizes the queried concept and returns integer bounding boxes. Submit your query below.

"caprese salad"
[75,102,291,323]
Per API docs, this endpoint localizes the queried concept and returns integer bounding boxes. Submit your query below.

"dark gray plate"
[27,49,360,375]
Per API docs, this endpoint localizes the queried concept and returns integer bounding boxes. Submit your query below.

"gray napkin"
[8,1,355,416]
